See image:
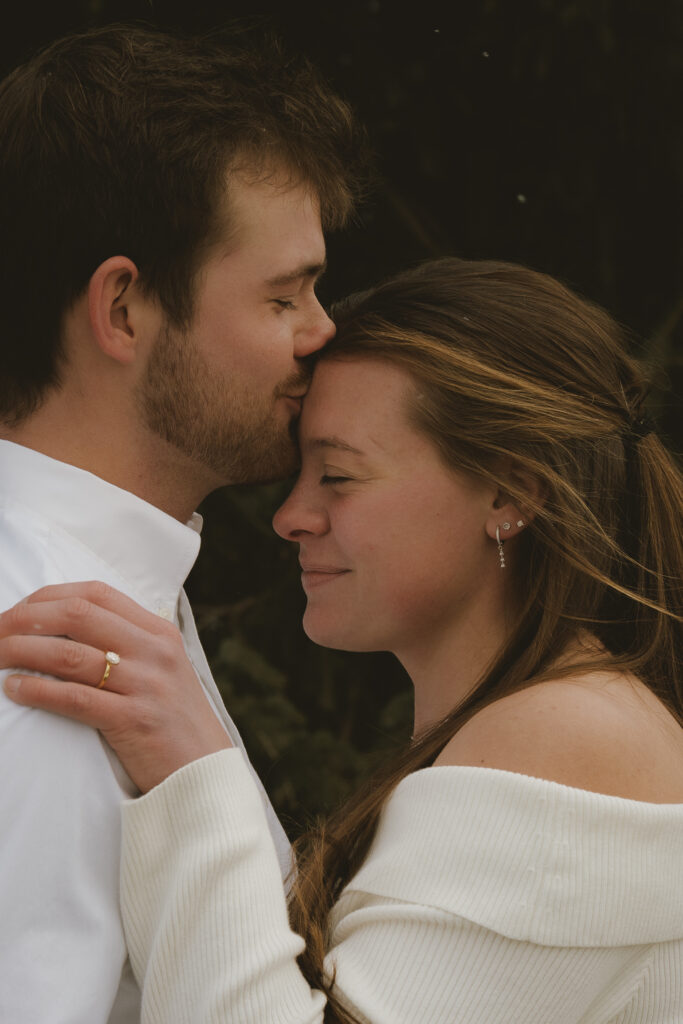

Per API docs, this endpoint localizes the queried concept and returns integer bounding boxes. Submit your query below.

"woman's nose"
[272,486,329,540]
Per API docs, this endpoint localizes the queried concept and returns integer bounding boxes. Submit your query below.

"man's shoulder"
[0,506,58,604]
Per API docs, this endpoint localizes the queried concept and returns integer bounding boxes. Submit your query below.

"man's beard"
[137,322,308,484]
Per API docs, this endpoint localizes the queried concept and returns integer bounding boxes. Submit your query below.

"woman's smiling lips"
[299,564,351,589]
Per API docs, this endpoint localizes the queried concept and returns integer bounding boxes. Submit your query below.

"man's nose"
[294,301,335,358]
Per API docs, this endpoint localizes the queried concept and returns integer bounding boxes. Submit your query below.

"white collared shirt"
[0,440,291,1024]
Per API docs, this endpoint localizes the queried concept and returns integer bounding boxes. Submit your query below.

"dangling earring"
[496,525,506,569]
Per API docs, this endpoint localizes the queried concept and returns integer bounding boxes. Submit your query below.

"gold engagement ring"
[97,650,120,690]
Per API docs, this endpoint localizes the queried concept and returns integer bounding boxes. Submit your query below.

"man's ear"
[87,256,148,366]
[484,461,546,542]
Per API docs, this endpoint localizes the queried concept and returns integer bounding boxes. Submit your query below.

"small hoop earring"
[495,525,506,569]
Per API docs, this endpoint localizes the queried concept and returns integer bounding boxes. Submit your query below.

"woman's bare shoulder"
[434,672,683,803]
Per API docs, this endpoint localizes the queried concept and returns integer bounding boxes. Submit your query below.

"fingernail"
[3,675,21,695]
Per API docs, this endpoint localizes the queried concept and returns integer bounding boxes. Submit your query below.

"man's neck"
[1,409,216,524]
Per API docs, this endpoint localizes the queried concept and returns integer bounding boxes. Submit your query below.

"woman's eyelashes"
[320,473,354,485]
[273,298,297,311]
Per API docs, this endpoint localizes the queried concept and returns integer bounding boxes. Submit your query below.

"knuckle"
[0,603,27,633]
[62,640,85,672]
[156,633,184,672]
[65,596,92,624]
[68,684,93,715]
[160,619,181,640]
[86,580,113,604]
[132,700,158,737]
[154,645,175,675]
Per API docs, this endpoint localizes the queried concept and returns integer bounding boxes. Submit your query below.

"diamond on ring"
[105,651,120,665]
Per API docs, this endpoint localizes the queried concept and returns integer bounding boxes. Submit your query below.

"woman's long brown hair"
[286,258,683,1022]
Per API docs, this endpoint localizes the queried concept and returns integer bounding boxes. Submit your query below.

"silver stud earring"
[502,522,511,531]
[516,519,525,528]
[496,525,506,568]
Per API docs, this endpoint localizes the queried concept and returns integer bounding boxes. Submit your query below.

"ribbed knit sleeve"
[121,750,324,1024]
[120,750,683,1024]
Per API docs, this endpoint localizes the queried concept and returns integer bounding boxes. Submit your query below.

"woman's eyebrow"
[306,436,365,456]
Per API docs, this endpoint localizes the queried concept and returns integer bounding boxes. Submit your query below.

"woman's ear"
[484,461,546,542]
[87,256,145,366]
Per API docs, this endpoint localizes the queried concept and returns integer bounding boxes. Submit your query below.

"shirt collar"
[0,440,202,611]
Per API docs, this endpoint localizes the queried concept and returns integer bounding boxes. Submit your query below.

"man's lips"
[300,565,351,589]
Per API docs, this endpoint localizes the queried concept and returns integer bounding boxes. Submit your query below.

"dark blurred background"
[4,0,681,834]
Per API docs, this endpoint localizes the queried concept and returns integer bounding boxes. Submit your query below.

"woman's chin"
[303,623,353,651]
[302,614,381,654]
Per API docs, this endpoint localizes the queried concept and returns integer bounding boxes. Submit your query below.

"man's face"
[139,173,334,484]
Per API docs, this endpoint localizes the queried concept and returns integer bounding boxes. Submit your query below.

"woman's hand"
[0,582,232,792]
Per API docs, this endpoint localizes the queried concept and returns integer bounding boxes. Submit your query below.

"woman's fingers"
[0,591,178,659]
[3,666,233,795]
[10,580,175,635]
[0,634,121,690]
[0,596,137,659]
[4,672,123,731]
[0,580,233,793]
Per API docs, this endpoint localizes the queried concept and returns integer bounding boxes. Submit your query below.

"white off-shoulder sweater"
[120,749,683,1024]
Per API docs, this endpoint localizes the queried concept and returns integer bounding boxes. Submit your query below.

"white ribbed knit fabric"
[121,749,683,1024]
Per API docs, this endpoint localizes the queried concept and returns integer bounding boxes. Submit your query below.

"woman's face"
[273,357,499,656]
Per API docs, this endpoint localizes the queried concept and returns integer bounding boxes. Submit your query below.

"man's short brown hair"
[0,24,369,422]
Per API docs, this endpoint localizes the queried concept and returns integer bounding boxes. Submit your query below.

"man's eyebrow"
[265,259,327,288]
[306,436,365,456]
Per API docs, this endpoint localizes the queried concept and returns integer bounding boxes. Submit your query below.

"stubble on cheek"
[138,325,301,483]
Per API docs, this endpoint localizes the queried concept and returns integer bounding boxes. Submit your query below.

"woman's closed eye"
[320,474,354,485]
